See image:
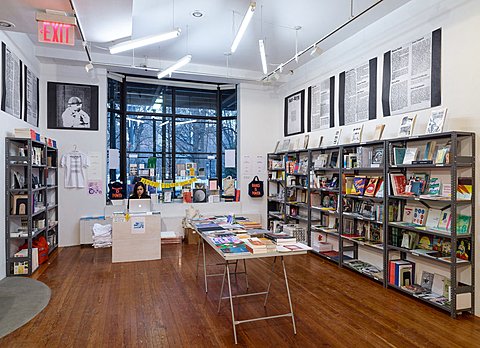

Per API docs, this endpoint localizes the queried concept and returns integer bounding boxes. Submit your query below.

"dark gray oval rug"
[0,277,51,338]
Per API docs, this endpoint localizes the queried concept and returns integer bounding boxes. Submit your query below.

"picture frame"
[47,81,99,130]
[284,90,305,136]
[24,65,39,127]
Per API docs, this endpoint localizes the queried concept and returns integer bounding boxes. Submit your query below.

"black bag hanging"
[248,176,264,197]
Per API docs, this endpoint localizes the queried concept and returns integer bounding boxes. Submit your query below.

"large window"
[107,77,237,197]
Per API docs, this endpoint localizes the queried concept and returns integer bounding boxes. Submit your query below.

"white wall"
[238,83,282,226]
[0,31,41,280]
[278,0,480,315]
[40,64,107,247]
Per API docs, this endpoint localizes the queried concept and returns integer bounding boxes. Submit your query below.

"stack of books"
[264,232,296,245]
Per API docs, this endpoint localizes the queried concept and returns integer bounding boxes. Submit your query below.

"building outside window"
[107,77,237,199]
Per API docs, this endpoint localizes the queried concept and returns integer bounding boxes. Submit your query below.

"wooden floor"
[2,244,480,347]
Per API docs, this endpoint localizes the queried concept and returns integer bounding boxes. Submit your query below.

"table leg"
[263,256,277,307]
[243,259,249,290]
[195,237,201,278]
[226,261,238,344]
[202,238,208,293]
[281,256,296,335]
[218,262,228,313]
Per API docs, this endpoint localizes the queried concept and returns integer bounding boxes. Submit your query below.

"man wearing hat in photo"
[61,96,91,128]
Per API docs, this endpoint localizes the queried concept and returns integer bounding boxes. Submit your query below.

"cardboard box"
[185,228,200,244]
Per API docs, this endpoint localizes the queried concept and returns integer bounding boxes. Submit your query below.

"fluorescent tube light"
[157,55,192,79]
[259,39,267,74]
[109,29,181,54]
[230,2,256,53]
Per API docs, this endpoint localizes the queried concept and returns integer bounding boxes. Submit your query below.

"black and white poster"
[1,42,22,119]
[24,65,39,127]
[382,28,442,116]
[339,58,377,126]
[47,81,99,130]
[284,90,304,136]
[308,76,334,131]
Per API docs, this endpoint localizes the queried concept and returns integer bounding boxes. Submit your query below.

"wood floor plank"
[1,244,480,347]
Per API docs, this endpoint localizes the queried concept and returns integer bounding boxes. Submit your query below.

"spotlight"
[310,44,323,57]
[85,62,94,72]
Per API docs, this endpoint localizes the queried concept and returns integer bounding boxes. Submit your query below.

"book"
[303,135,309,149]
[425,108,447,134]
[276,243,312,252]
[412,207,428,226]
[273,141,281,153]
[456,240,471,261]
[402,148,418,164]
[456,215,471,235]
[279,139,290,152]
[351,176,367,195]
[332,129,342,145]
[425,209,442,229]
[426,177,441,196]
[364,177,379,197]
[351,125,363,143]
[423,141,437,160]
[435,146,450,164]
[457,177,472,200]
[403,206,415,224]
[420,271,434,291]
[393,147,406,165]
[371,147,383,167]
[398,114,416,137]
[372,124,385,140]
[437,210,452,230]
[390,173,407,196]
[374,180,384,198]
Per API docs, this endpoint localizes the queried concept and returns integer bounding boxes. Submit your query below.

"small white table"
[194,225,308,344]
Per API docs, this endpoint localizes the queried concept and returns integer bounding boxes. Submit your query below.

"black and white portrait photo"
[47,82,98,130]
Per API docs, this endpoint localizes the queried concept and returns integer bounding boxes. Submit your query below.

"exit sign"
[38,21,75,46]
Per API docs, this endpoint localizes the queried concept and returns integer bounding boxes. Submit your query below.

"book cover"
[427,177,441,195]
[456,240,471,261]
[420,271,434,291]
[403,148,418,164]
[371,147,384,166]
[418,235,433,250]
[425,108,447,134]
[351,125,363,143]
[403,206,415,223]
[390,173,407,196]
[456,215,471,235]
[374,179,384,198]
[423,140,437,160]
[457,177,472,200]
[364,177,378,197]
[351,176,367,195]
[344,175,354,194]
[332,129,342,145]
[425,209,442,229]
[393,147,406,165]
[372,124,385,140]
[398,114,417,137]
[412,207,428,226]
[437,210,452,230]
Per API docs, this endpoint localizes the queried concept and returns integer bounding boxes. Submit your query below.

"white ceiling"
[0,0,411,81]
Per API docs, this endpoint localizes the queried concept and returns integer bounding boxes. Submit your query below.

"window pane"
[174,154,216,196]
[221,88,237,117]
[126,115,154,152]
[222,119,237,152]
[107,78,121,110]
[107,112,121,149]
[155,116,173,154]
[126,82,173,113]
[175,88,217,117]
[175,118,217,154]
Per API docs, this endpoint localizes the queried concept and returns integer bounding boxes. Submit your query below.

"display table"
[112,214,161,263]
[192,218,310,344]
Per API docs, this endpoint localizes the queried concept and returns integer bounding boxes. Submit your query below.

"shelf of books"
[267,152,286,230]
[5,137,59,276]
[385,132,474,317]
[338,141,386,282]
[309,146,341,261]
[267,131,475,317]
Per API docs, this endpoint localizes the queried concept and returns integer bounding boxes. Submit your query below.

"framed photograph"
[284,90,305,136]
[1,42,22,119]
[47,81,99,130]
[24,65,39,127]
